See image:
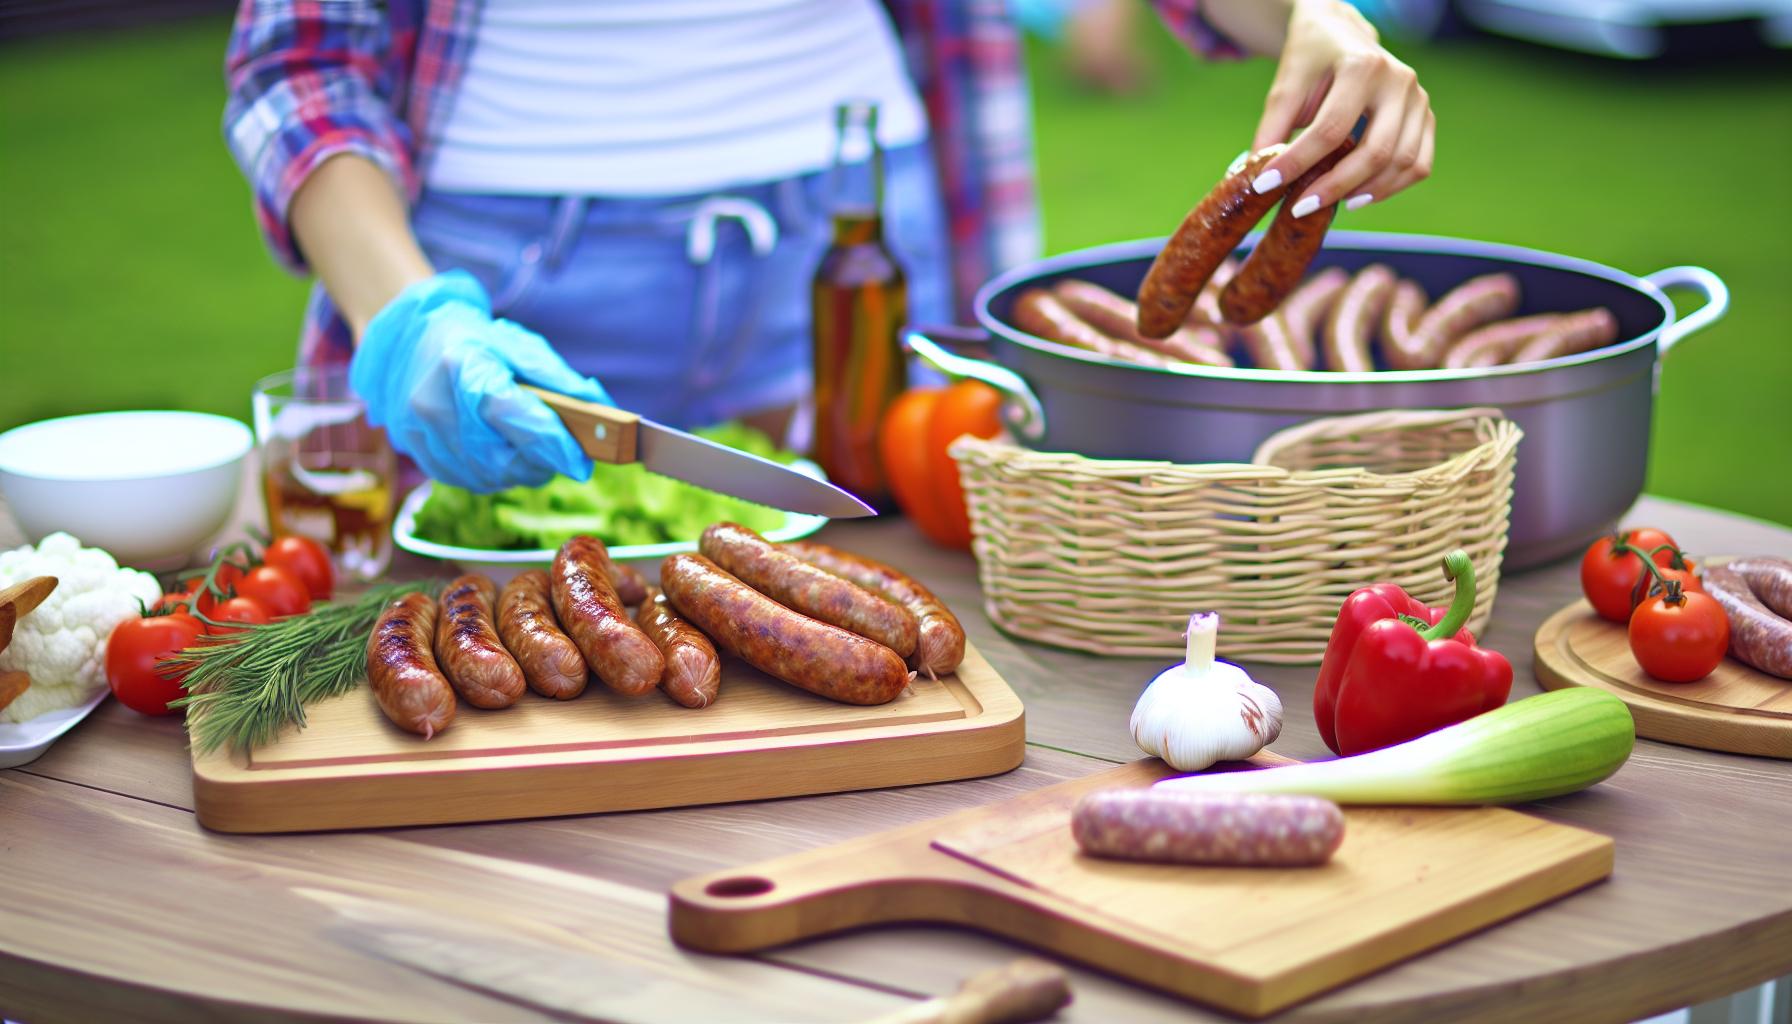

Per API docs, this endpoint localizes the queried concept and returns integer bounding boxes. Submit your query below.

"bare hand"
[1250,0,1434,216]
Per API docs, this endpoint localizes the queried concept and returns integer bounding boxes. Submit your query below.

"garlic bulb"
[1131,613,1283,772]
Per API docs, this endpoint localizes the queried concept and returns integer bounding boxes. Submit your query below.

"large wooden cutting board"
[191,641,1023,833]
[671,759,1615,1019]
[1534,596,1792,758]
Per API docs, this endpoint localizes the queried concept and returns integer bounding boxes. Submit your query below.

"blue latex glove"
[351,271,611,492]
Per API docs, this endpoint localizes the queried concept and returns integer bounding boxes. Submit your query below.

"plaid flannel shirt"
[223,0,1241,365]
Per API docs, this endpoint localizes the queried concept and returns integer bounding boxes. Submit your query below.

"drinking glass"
[251,367,397,582]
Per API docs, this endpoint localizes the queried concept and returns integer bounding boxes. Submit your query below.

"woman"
[224,0,1433,492]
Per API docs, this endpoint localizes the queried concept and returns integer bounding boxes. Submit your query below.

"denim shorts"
[409,140,952,430]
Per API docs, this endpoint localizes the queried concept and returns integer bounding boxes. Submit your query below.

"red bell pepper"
[1314,550,1513,756]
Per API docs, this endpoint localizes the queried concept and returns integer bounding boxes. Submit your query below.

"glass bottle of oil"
[810,100,907,508]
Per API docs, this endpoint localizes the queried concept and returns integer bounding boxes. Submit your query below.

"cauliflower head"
[0,532,161,723]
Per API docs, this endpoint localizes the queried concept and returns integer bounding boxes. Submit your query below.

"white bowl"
[392,466,832,587]
[0,411,253,569]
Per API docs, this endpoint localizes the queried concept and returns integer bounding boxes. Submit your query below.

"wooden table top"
[3,495,1790,1024]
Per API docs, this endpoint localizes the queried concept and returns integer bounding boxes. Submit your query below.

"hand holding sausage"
[1245,0,1434,215]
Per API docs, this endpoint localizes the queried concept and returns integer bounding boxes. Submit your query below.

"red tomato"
[154,591,195,615]
[1628,590,1730,683]
[105,613,204,715]
[1579,528,1681,622]
[1631,562,1701,611]
[178,561,247,617]
[263,535,333,601]
[205,596,270,636]
[236,565,310,618]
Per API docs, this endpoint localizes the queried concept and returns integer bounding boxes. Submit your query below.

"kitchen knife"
[524,386,876,518]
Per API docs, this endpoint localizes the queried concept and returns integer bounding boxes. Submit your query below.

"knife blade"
[524,386,876,519]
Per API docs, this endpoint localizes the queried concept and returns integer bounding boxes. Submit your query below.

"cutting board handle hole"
[705,876,775,898]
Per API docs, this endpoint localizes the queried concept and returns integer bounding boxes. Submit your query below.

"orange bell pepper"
[877,380,1003,549]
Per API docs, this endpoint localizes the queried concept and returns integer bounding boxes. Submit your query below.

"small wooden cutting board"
[191,640,1024,833]
[1534,597,1792,758]
[671,758,1615,1018]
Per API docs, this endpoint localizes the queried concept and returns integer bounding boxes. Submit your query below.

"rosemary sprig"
[167,581,435,756]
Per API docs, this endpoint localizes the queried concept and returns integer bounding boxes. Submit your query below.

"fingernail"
[1251,168,1283,194]
[1345,193,1374,211]
[1290,194,1321,218]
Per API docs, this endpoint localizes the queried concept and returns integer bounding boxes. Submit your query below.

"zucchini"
[1153,688,1635,805]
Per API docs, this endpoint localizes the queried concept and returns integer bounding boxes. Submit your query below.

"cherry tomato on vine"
[236,565,310,618]
[263,535,333,601]
[1628,590,1729,683]
[105,613,204,715]
[1631,562,1701,612]
[205,596,271,636]
[1580,528,1680,622]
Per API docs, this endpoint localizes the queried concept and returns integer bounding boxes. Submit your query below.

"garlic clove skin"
[1130,613,1285,773]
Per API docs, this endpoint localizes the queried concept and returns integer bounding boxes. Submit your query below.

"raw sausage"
[661,553,912,705]
[1321,264,1396,372]
[700,522,919,657]
[367,591,457,739]
[782,540,967,677]
[1189,257,1239,327]
[551,535,665,696]
[1051,279,1233,367]
[1135,145,1289,338]
[435,574,527,709]
[1440,314,1562,369]
[1241,267,1347,370]
[1729,557,1792,621]
[1219,140,1356,326]
[1071,789,1345,867]
[498,569,588,700]
[609,562,650,608]
[1380,278,1428,367]
[636,586,722,709]
[1702,567,1792,680]
[1013,289,1176,368]
[1388,273,1520,370]
[1509,307,1619,363]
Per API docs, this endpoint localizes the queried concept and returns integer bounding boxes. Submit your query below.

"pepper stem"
[1185,612,1218,675]
[1417,550,1476,642]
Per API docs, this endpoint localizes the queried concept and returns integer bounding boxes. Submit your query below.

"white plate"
[0,689,108,770]
[392,463,831,585]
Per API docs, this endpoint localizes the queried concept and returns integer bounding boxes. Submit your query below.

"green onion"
[1153,689,1635,805]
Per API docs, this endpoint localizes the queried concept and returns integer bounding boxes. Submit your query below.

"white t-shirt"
[427,0,930,196]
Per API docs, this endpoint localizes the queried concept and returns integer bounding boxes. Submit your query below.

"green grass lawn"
[1,16,1787,526]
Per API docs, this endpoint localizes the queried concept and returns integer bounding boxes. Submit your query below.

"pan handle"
[904,326,1047,442]
[1644,266,1728,355]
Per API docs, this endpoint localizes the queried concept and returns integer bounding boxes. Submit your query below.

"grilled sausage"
[609,562,650,608]
[636,586,722,709]
[782,540,967,677]
[1729,557,1792,621]
[1052,279,1234,367]
[1441,314,1563,369]
[661,554,911,705]
[498,569,588,700]
[1135,145,1289,338]
[1510,307,1619,363]
[1219,140,1356,326]
[1388,273,1520,370]
[700,522,919,657]
[1380,278,1428,366]
[1013,289,1176,368]
[1321,264,1396,372]
[434,574,527,709]
[1703,567,1792,680]
[551,535,665,696]
[1072,789,1345,867]
[367,592,457,739]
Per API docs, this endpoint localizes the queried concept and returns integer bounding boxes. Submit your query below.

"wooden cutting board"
[671,758,1615,1019]
[190,640,1023,833]
[1534,597,1792,758]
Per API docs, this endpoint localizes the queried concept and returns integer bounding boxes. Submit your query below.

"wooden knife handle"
[522,385,641,465]
[862,958,1072,1024]
[0,575,57,655]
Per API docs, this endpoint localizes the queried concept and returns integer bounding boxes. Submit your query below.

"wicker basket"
[950,408,1521,663]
